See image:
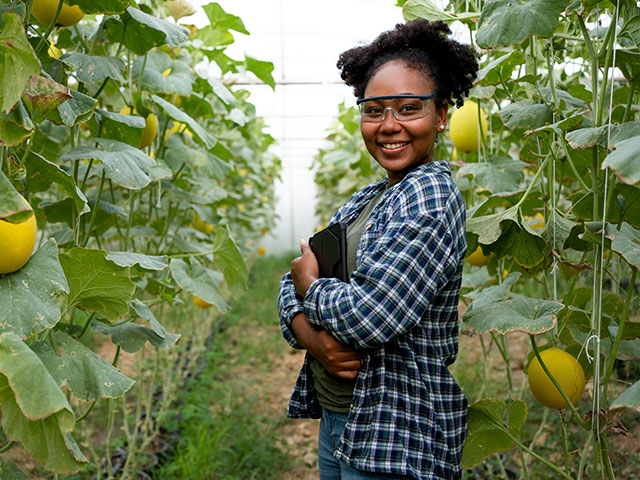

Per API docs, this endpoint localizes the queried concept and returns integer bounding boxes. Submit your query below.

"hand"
[290,239,319,297]
[291,313,361,380]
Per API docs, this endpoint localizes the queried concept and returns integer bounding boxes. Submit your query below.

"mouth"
[379,141,410,150]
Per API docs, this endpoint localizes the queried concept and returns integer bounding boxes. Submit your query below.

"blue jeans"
[318,408,408,480]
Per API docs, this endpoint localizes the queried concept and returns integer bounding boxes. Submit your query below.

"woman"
[278,19,479,479]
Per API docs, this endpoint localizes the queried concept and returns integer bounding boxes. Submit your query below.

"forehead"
[364,60,434,97]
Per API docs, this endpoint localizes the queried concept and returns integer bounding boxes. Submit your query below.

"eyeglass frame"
[356,93,439,123]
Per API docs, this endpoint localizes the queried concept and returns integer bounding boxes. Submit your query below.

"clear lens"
[358,96,433,123]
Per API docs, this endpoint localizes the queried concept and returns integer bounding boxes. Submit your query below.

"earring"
[439,124,445,131]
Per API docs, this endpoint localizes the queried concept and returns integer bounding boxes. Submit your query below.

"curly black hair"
[336,20,479,108]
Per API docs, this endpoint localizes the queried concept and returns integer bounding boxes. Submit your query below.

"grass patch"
[154,253,299,480]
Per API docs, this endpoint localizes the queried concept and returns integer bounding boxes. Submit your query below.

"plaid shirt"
[278,161,468,479]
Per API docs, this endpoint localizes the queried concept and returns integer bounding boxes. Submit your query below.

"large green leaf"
[105,251,168,271]
[93,299,180,353]
[501,100,553,130]
[94,108,144,147]
[0,457,29,479]
[60,53,125,84]
[402,0,479,24]
[615,49,640,92]
[132,51,194,96]
[170,257,229,313]
[462,399,527,469]
[152,94,219,150]
[476,0,570,48]
[104,7,189,55]
[0,332,88,474]
[611,379,640,409]
[213,225,249,292]
[476,50,525,86]
[0,13,40,114]
[0,99,34,146]
[25,151,90,215]
[0,170,32,222]
[601,135,640,185]
[457,155,526,194]
[606,222,640,269]
[464,273,520,309]
[61,138,156,190]
[244,55,276,90]
[22,75,71,119]
[0,240,69,340]
[566,122,640,150]
[31,331,134,401]
[66,0,129,14]
[463,295,562,334]
[46,87,97,127]
[59,247,135,322]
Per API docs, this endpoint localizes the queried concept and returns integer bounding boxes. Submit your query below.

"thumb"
[300,238,311,254]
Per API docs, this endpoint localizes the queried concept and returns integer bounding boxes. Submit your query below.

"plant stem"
[507,431,574,480]
[0,440,15,453]
[81,169,106,247]
[35,0,63,55]
[559,410,570,475]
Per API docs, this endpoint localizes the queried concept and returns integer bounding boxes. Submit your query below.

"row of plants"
[313,0,639,478]
[0,0,279,477]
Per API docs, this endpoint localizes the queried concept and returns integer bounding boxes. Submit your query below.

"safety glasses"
[356,93,438,123]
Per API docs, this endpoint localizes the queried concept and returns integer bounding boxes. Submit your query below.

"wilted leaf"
[22,75,71,118]
[566,122,640,150]
[46,87,97,127]
[0,240,69,339]
[611,380,640,409]
[601,135,640,185]
[60,247,135,322]
[0,332,88,474]
[0,13,40,113]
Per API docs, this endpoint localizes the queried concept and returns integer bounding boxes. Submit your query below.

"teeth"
[382,142,407,149]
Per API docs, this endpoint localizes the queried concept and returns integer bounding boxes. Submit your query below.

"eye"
[364,105,383,115]
[399,102,422,113]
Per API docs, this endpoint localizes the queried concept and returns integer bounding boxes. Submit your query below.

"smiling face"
[360,60,448,184]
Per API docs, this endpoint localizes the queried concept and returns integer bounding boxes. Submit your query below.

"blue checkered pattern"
[278,161,468,479]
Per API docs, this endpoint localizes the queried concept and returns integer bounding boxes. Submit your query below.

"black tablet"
[309,222,349,282]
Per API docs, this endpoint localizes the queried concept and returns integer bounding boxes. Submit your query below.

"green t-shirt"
[310,187,388,412]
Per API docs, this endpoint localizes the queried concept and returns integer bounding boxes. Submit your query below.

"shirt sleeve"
[302,212,459,350]
[277,272,305,349]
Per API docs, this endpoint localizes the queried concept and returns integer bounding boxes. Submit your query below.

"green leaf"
[0,240,69,339]
[170,257,229,313]
[93,300,180,353]
[566,122,640,150]
[244,55,275,89]
[463,295,562,334]
[0,99,34,146]
[611,379,640,409]
[24,151,90,216]
[457,155,526,193]
[46,87,97,127]
[0,332,88,474]
[606,222,640,269]
[476,0,569,48]
[501,100,553,130]
[66,0,129,14]
[152,94,219,150]
[462,399,527,469]
[620,15,640,49]
[132,51,193,96]
[60,247,135,322]
[464,273,520,309]
[202,2,249,35]
[601,135,640,185]
[105,251,168,271]
[476,50,525,86]
[60,53,125,84]
[0,3,25,28]
[104,7,189,55]
[0,457,29,479]
[61,138,156,190]
[0,170,32,222]
[31,331,135,401]
[402,0,479,24]
[213,225,249,292]
[95,108,144,147]
[22,75,71,118]
[0,13,40,114]
[615,49,640,92]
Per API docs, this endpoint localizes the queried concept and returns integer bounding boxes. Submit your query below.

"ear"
[437,103,449,132]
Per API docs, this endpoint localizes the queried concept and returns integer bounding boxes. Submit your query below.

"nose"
[380,107,401,131]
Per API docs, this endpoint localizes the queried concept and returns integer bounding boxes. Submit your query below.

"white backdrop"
[188,0,405,254]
